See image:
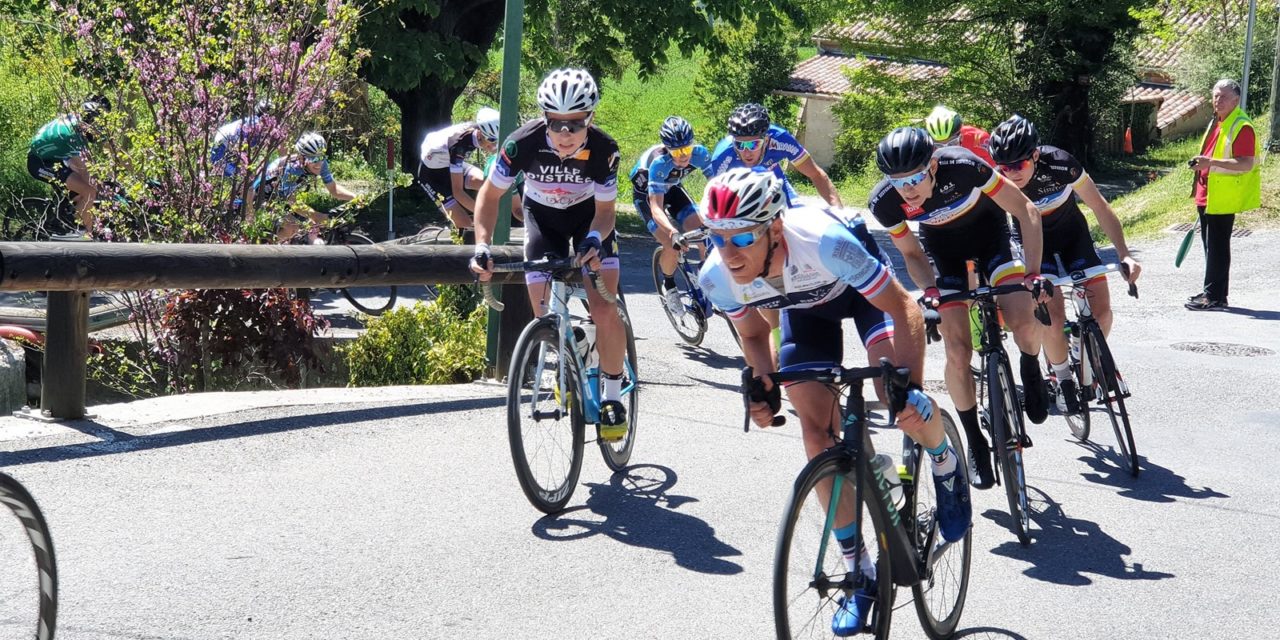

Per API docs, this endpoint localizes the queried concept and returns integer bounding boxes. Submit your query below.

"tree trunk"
[1047,74,1094,163]
[389,84,465,180]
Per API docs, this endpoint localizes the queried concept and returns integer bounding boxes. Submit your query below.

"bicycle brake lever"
[741,367,786,431]
[1119,262,1139,299]
[1034,302,1050,326]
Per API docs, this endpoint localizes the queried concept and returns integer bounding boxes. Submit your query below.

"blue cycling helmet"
[659,116,695,148]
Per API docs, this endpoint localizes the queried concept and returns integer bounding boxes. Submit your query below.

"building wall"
[1162,103,1213,141]
[795,97,840,168]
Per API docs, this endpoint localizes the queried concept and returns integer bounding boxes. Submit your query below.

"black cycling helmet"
[988,115,1040,164]
[659,116,695,148]
[81,95,111,124]
[875,126,935,175]
[727,103,770,137]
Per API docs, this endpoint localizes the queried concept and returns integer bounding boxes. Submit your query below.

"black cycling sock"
[957,406,988,455]
[663,275,677,290]
[1019,352,1042,386]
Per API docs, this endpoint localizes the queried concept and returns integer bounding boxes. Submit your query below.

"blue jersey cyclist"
[211,100,272,179]
[697,167,970,636]
[707,103,843,208]
[629,116,712,314]
[253,132,356,242]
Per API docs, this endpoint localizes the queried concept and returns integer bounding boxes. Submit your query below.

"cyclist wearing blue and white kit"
[630,116,712,313]
[697,167,969,636]
[419,107,501,230]
[211,100,273,179]
[707,103,842,208]
[988,115,1142,414]
[254,132,355,241]
[471,68,631,441]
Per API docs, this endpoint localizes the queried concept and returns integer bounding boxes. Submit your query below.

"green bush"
[0,24,61,200]
[829,60,939,178]
[1175,4,1276,112]
[694,20,799,133]
[344,295,487,386]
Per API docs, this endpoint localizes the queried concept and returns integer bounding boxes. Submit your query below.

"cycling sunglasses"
[734,138,764,152]
[547,115,591,134]
[887,165,930,189]
[668,144,695,160]
[304,155,325,164]
[709,225,769,249]
[996,158,1033,174]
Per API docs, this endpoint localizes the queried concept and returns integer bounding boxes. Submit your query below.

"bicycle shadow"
[1072,440,1228,503]
[984,486,1175,586]
[678,344,742,370]
[531,464,744,575]
[952,627,1030,640]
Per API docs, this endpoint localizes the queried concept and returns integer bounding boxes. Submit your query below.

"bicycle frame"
[1046,262,1134,401]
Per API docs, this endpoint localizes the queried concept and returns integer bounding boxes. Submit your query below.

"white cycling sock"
[927,440,958,476]
[1051,359,1072,381]
[602,371,623,403]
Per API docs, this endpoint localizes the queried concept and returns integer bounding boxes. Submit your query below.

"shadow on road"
[953,627,1030,640]
[985,486,1174,586]
[1072,440,1228,503]
[1219,306,1280,321]
[0,396,505,466]
[531,464,743,575]
[677,344,742,370]
[685,375,743,395]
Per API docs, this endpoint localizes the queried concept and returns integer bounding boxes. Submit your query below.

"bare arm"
[867,280,927,385]
[325,181,355,201]
[791,155,843,208]
[647,192,678,237]
[731,308,775,376]
[590,197,617,241]
[889,231,937,291]
[1195,154,1256,174]
[451,171,477,212]
[991,182,1043,274]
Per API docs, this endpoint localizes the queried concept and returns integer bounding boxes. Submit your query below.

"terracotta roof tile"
[784,54,948,97]
[1122,84,1208,130]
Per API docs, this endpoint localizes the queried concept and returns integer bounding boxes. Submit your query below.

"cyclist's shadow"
[984,486,1174,586]
[1072,439,1228,503]
[531,464,744,575]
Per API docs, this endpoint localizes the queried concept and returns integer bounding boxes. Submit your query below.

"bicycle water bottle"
[581,321,598,370]
[871,454,904,510]
[1068,329,1081,364]
[572,324,589,363]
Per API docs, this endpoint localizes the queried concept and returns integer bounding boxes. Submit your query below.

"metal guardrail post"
[40,290,89,419]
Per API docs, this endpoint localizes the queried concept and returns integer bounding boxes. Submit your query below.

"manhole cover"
[1170,342,1274,357]
[1166,222,1195,233]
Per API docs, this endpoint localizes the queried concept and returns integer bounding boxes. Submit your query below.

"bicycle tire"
[1063,362,1092,441]
[339,232,398,315]
[0,472,57,640]
[1084,324,1139,477]
[650,245,707,346]
[507,318,585,513]
[988,355,1031,546]
[774,452,895,640]
[599,294,639,471]
[910,411,972,639]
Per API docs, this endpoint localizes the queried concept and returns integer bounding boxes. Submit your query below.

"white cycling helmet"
[295,131,327,157]
[536,68,600,115]
[699,167,786,230]
[475,107,501,141]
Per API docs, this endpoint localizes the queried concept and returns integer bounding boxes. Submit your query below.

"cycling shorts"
[27,152,73,185]
[1014,213,1102,279]
[923,218,1025,309]
[523,199,620,285]
[419,163,480,209]
[632,187,696,235]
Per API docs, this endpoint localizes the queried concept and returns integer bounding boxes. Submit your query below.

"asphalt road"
[0,217,1276,639]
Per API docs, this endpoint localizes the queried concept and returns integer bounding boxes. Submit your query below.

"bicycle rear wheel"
[0,473,57,639]
[774,454,895,640]
[599,295,639,471]
[650,246,707,345]
[1083,325,1139,477]
[339,232,398,315]
[910,411,972,639]
[507,318,585,513]
[989,355,1031,546]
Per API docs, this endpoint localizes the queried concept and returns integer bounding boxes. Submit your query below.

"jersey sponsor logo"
[607,150,620,174]
[788,264,826,289]
[939,182,956,195]
[572,148,591,161]
[504,140,518,157]
[830,238,875,278]
[769,138,803,157]
[900,202,923,217]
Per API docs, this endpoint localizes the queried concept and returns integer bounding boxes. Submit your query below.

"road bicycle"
[483,256,640,513]
[0,472,58,639]
[766,361,971,639]
[1044,261,1139,477]
[649,228,740,347]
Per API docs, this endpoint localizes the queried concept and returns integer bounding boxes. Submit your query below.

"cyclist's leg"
[988,223,1050,426]
[659,188,698,277]
[60,165,95,230]
[461,162,485,191]
[520,205,560,318]
[571,213,624,379]
[1058,221,1113,335]
[1039,231,1072,368]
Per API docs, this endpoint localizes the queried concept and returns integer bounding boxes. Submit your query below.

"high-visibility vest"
[1202,106,1262,215]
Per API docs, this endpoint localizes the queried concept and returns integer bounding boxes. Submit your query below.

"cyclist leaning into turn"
[419,107,502,231]
[987,115,1142,414]
[253,132,356,242]
[630,115,713,315]
[28,96,111,236]
[868,126,1052,490]
[708,103,843,208]
[470,68,631,442]
[697,167,970,636]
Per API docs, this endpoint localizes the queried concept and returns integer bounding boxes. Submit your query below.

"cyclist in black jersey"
[470,68,631,440]
[989,115,1142,413]
[869,126,1051,489]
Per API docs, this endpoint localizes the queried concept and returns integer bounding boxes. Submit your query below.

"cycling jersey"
[629,144,711,196]
[420,122,483,173]
[946,124,994,166]
[490,119,619,209]
[707,124,807,201]
[210,116,264,177]
[1012,145,1099,276]
[484,153,524,192]
[255,156,334,199]
[30,117,87,161]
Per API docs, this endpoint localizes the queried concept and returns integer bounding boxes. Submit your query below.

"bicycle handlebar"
[922,282,1052,328]
[674,228,709,248]
[480,256,617,311]
[1044,262,1139,299]
[741,360,912,431]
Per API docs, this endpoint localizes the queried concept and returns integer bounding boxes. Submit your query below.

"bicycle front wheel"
[774,453,895,640]
[0,473,57,640]
[650,245,707,345]
[1084,325,1139,477]
[989,355,1031,546]
[910,411,972,639]
[340,232,398,315]
[599,295,639,471]
[507,318,586,513]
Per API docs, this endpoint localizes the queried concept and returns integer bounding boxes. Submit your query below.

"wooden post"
[494,284,533,381]
[41,290,89,419]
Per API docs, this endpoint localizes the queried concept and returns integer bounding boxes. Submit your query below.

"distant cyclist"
[708,103,843,208]
[988,115,1142,414]
[211,99,272,179]
[630,115,712,314]
[419,107,501,230]
[254,132,356,242]
[924,105,995,166]
[28,96,111,236]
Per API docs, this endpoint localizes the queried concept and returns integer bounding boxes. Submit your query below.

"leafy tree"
[693,18,800,133]
[1174,0,1276,112]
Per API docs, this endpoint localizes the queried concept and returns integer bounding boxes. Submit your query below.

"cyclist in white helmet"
[698,167,969,636]
[471,67,632,441]
[253,131,356,242]
[419,106,501,230]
